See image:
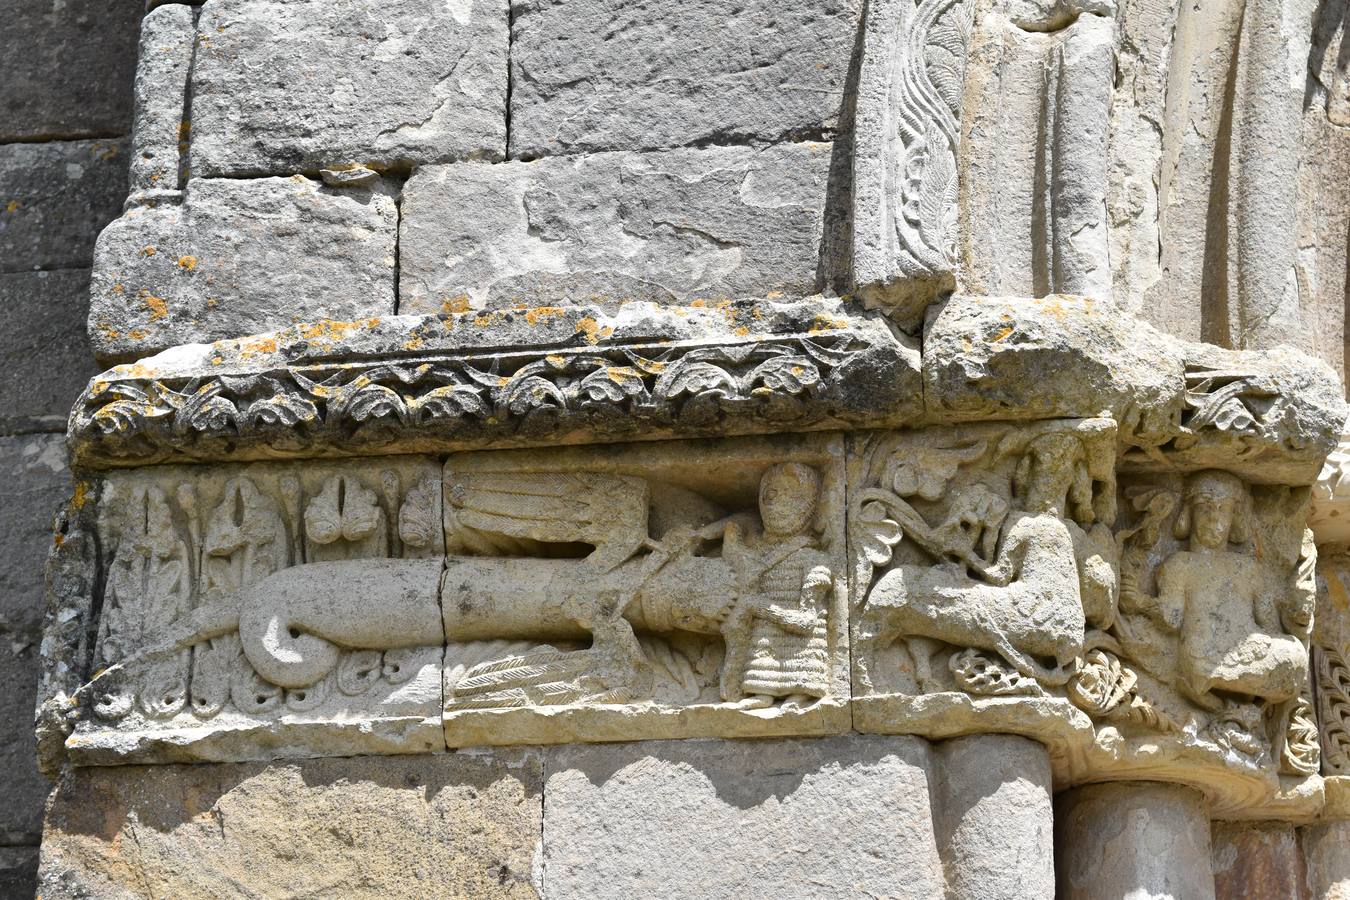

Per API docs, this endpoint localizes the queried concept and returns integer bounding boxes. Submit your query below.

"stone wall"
[0,2,142,894]
[8,0,1350,898]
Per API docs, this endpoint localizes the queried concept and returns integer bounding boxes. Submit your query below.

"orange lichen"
[440,295,472,314]
[177,255,198,271]
[140,245,157,257]
[142,293,169,320]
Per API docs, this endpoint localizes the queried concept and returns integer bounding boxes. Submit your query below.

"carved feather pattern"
[1316,645,1350,774]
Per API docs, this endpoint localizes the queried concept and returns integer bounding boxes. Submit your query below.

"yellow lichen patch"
[70,481,91,510]
[141,293,169,320]
[690,299,708,308]
[299,319,362,342]
[546,354,565,366]
[524,306,565,326]
[239,336,278,356]
[4,200,18,213]
[440,295,472,314]
[404,336,424,351]
[575,316,602,345]
[177,255,198,271]
[111,283,125,294]
[53,533,64,547]
[991,326,1014,343]
[140,245,157,257]
[129,329,149,340]
[807,314,849,334]
[734,326,750,336]
[765,290,783,300]
[365,317,381,329]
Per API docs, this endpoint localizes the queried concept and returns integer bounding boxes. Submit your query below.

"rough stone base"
[39,752,544,899]
[37,733,1076,898]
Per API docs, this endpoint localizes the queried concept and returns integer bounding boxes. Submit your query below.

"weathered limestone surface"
[0,0,139,141]
[960,10,1115,302]
[0,435,71,848]
[128,4,194,203]
[933,735,1054,900]
[189,0,509,177]
[1299,3,1350,383]
[1211,821,1309,900]
[69,296,920,468]
[540,735,946,899]
[39,752,543,899]
[1304,820,1350,900]
[924,293,1345,483]
[399,144,836,313]
[0,270,99,432]
[508,0,859,159]
[0,140,129,272]
[0,848,39,899]
[89,176,398,363]
[1056,782,1216,900]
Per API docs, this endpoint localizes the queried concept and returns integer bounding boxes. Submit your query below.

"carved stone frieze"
[436,436,849,746]
[63,457,445,765]
[849,419,1323,817]
[67,298,921,469]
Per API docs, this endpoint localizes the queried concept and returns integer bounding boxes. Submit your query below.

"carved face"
[1184,471,1246,550]
[1021,434,1079,514]
[759,463,819,536]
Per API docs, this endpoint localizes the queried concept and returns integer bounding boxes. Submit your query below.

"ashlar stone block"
[0,434,72,846]
[0,0,139,141]
[65,457,445,766]
[508,0,861,158]
[0,270,99,432]
[88,175,398,363]
[39,752,542,899]
[399,143,836,313]
[0,139,129,272]
[189,0,509,177]
[540,735,945,900]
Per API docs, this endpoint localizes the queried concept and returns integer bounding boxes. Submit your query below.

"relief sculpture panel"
[71,457,445,764]
[849,418,1322,816]
[438,435,849,746]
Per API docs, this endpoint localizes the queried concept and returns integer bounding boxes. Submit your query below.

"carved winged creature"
[444,469,651,574]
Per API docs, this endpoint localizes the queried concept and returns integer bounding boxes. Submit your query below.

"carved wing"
[446,470,650,571]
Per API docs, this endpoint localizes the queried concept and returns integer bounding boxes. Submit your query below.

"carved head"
[1014,433,1092,519]
[1175,470,1249,550]
[759,463,819,536]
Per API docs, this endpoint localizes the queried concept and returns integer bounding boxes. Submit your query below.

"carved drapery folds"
[40,293,1347,820]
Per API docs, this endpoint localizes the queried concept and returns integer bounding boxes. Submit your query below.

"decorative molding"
[69,301,920,468]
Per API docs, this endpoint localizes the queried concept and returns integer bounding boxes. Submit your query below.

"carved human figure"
[1126,470,1308,709]
[717,463,832,708]
[859,432,1096,689]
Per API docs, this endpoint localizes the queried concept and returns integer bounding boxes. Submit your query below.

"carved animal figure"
[856,432,1095,688]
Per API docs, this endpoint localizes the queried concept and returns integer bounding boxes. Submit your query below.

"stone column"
[933,734,1055,900]
[1304,821,1350,900]
[1211,821,1309,899]
[1055,782,1216,900]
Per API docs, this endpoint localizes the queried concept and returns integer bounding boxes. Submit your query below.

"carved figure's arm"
[975,522,1026,587]
[1149,557,1186,633]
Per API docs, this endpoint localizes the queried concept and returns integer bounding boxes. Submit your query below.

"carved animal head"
[1174,470,1250,549]
[1013,433,1092,521]
[759,463,819,536]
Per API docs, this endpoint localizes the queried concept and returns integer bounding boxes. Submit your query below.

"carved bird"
[444,469,650,573]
